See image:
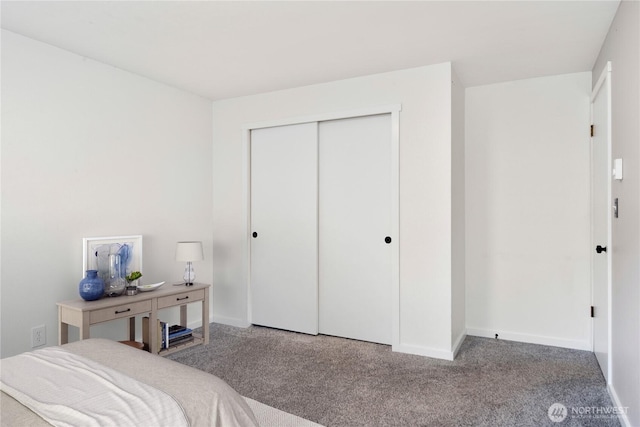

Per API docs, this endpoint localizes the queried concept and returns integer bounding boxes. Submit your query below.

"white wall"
[465,72,592,350]
[0,31,213,358]
[212,63,461,358]
[592,1,640,425]
[451,68,466,353]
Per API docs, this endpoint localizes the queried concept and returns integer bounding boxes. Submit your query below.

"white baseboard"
[608,384,632,427]
[212,315,251,328]
[452,330,467,358]
[393,343,455,361]
[466,328,591,351]
[391,332,468,361]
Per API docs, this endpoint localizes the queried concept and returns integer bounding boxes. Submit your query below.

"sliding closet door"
[318,114,393,345]
[250,123,318,335]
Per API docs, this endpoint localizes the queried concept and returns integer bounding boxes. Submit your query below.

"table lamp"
[176,241,203,286]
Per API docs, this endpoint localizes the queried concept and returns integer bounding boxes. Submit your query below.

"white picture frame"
[82,235,143,283]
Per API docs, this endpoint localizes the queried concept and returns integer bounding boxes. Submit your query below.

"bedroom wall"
[591,1,640,424]
[212,63,461,358]
[0,30,214,358]
[451,68,466,353]
[465,72,592,350]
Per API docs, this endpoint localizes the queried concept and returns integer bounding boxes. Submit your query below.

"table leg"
[58,306,69,345]
[128,317,136,341]
[203,287,209,344]
[180,305,187,327]
[150,299,158,354]
[80,314,90,340]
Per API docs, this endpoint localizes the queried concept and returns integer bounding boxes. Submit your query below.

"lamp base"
[183,262,195,286]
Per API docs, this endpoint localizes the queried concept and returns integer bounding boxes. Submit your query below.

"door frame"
[241,104,401,347]
[590,61,612,382]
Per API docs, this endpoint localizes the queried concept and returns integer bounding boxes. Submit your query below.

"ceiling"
[1,1,620,101]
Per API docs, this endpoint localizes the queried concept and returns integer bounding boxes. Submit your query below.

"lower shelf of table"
[157,334,205,357]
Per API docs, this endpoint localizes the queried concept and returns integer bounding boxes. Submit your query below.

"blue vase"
[79,270,105,301]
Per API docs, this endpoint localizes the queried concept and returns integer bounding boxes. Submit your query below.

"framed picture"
[83,235,143,283]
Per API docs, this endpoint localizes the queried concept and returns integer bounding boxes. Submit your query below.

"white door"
[591,64,611,382]
[318,114,393,344]
[250,123,318,335]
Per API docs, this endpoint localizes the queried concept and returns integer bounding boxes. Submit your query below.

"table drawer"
[157,289,204,309]
[90,300,152,324]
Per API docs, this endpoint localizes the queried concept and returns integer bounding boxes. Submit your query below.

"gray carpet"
[167,324,620,427]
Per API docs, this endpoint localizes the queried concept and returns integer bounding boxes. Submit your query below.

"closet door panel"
[250,123,318,335]
[319,114,392,344]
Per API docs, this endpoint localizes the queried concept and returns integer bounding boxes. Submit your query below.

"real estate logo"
[547,402,628,422]
[548,403,568,423]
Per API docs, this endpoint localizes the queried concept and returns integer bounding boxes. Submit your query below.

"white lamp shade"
[175,241,204,262]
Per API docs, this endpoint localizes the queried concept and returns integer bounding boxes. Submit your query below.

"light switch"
[613,158,623,180]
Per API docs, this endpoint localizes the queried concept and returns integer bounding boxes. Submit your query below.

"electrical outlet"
[31,325,46,348]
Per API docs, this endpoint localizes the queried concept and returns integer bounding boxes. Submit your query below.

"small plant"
[126,271,142,283]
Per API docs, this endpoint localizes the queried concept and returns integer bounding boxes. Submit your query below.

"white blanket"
[1,347,189,427]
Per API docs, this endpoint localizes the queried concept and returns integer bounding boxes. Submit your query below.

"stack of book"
[167,324,194,348]
[142,317,194,350]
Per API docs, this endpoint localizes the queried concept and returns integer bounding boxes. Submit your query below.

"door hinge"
[590,124,594,137]
[591,306,595,318]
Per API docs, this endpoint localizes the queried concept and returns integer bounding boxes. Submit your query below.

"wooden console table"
[57,282,210,356]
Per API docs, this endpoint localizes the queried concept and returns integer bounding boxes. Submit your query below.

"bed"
[0,338,320,427]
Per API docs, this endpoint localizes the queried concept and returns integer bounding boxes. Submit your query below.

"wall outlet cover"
[31,325,46,347]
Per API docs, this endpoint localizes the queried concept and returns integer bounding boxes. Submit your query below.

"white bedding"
[1,339,325,427]
[0,339,259,427]
[1,347,189,427]
[244,398,322,427]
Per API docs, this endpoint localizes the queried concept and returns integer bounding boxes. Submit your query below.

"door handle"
[385,236,392,244]
[596,245,607,253]
[252,232,258,238]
